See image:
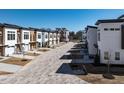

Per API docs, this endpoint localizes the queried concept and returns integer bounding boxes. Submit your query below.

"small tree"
[103,52,114,79]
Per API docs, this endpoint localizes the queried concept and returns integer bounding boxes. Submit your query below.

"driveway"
[0,42,88,84]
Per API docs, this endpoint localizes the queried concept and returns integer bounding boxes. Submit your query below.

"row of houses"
[84,14,124,65]
[0,23,69,56]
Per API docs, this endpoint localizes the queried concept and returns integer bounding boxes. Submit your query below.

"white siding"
[4,28,17,56]
[53,33,56,45]
[87,27,97,55]
[49,33,53,46]
[37,31,42,47]
[44,32,48,42]
[22,29,30,51]
[98,22,124,64]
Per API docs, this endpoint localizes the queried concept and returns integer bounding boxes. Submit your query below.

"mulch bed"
[78,64,124,84]
[3,57,31,66]
[37,49,50,52]
[25,53,40,56]
[0,71,13,75]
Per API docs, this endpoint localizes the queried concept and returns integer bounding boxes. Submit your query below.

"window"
[115,28,120,31]
[104,28,108,31]
[110,28,114,31]
[24,32,29,39]
[104,52,109,60]
[98,33,100,41]
[38,33,41,39]
[54,34,56,38]
[45,34,48,38]
[7,31,15,40]
[115,52,120,60]
[50,34,52,38]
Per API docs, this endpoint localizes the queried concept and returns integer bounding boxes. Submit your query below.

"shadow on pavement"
[57,43,87,75]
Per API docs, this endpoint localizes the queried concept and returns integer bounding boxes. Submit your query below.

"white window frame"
[7,31,15,40]
[24,32,29,40]
[104,51,109,60]
[38,33,41,39]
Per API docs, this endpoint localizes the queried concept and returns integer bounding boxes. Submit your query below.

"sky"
[0,9,124,32]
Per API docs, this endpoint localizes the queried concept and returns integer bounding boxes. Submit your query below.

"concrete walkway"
[0,42,88,84]
[0,63,22,73]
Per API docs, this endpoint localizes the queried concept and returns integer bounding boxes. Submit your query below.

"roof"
[87,25,97,29]
[40,28,50,32]
[28,27,42,31]
[117,14,124,19]
[95,19,124,25]
[20,27,30,30]
[0,23,66,33]
[2,23,21,29]
[85,25,97,33]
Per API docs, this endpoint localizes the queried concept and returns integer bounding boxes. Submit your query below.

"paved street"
[0,42,88,84]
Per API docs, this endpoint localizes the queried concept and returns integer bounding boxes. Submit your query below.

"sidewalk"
[0,63,22,73]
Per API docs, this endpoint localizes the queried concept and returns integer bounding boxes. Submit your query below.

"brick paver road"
[0,42,88,84]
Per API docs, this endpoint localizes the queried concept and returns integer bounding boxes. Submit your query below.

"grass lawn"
[78,64,124,84]
[3,57,31,66]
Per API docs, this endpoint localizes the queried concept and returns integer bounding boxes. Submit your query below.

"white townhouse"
[56,31,60,45]
[52,31,57,46]
[36,29,42,48]
[65,30,69,42]
[42,29,49,47]
[21,27,31,52]
[96,15,124,64]
[56,28,69,42]
[0,23,19,56]
[29,27,42,50]
[48,31,53,47]
[86,26,97,57]
[15,27,31,54]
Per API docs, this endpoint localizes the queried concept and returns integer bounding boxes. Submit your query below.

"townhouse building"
[42,29,49,47]
[29,27,42,50]
[95,15,124,64]
[0,23,19,56]
[0,23,62,56]
[29,28,37,51]
[52,31,57,46]
[56,28,69,42]
[48,31,53,48]
[15,27,30,54]
[86,26,97,57]
[56,31,60,45]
